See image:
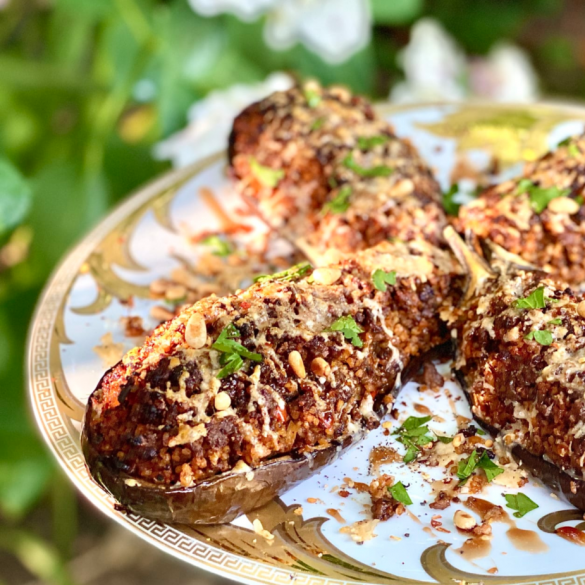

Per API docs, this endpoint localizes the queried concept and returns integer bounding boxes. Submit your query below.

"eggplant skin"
[82,429,348,525]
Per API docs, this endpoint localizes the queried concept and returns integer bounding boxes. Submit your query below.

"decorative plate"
[28,101,585,585]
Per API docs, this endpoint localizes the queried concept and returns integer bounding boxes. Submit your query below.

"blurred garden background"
[1,0,585,583]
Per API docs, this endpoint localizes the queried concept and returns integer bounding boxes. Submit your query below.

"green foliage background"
[0,0,580,581]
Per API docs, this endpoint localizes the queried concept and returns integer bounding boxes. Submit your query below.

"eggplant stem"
[443,226,495,300]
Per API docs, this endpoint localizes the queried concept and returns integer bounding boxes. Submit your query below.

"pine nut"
[577,300,585,319]
[547,196,580,215]
[214,391,231,411]
[185,313,207,348]
[311,357,331,377]
[312,268,341,286]
[454,510,477,531]
[289,350,306,378]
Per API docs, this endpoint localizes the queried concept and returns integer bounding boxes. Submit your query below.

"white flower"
[264,0,371,64]
[188,0,371,64]
[153,72,294,168]
[391,18,539,103]
[188,0,276,21]
[469,43,539,103]
[391,18,467,103]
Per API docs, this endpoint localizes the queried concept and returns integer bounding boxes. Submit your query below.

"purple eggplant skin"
[82,434,347,525]
[455,369,585,513]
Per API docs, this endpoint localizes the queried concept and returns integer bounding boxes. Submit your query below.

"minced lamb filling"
[85,241,460,488]
[456,134,585,287]
[229,82,447,256]
[450,267,585,480]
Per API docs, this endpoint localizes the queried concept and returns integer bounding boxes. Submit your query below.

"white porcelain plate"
[28,101,585,585]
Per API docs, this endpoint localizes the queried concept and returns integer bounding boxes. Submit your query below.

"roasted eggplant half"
[455,133,585,287]
[82,240,461,524]
[228,82,447,260]
[445,226,585,511]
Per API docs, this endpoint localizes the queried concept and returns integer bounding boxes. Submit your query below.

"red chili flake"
[240,301,252,310]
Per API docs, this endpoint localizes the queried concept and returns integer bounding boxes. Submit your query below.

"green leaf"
[372,269,397,292]
[0,158,32,238]
[310,117,326,131]
[389,481,413,505]
[548,318,563,325]
[201,235,233,257]
[326,315,364,348]
[323,185,352,214]
[457,450,480,482]
[477,451,504,482]
[212,324,262,378]
[254,262,312,284]
[476,428,486,436]
[217,352,243,379]
[505,493,539,518]
[357,135,389,150]
[303,87,321,108]
[399,415,432,432]
[436,435,454,444]
[343,154,393,178]
[515,287,547,310]
[250,157,284,188]
[442,184,461,216]
[403,445,419,464]
[516,179,570,213]
[525,329,553,346]
[557,136,572,147]
[370,0,423,24]
[568,143,580,157]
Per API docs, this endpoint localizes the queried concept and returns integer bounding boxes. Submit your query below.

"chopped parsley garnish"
[515,179,570,213]
[505,493,539,518]
[436,435,454,444]
[442,184,461,216]
[558,136,572,147]
[457,449,503,483]
[304,87,321,108]
[393,416,434,463]
[328,176,338,188]
[250,157,284,188]
[342,154,393,178]
[525,329,553,346]
[326,315,364,348]
[569,143,580,157]
[372,269,397,292]
[310,116,326,131]
[476,428,486,436]
[477,451,504,482]
[389,482,412,505]
[576,195,584,206]
[212,324,262,379]
[254,262,312,284]
[515,287,549,310]
[201,235,233,257]
[357,135,389,150]
[548,318,563,325]
[323,185,352,214]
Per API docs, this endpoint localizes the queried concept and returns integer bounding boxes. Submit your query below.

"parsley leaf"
[326,315,364,348]
[457,450,480,482]
[250,157,285,188]
[323,185,352,214]
[558,136,572,147]
[212,324,262,378]
[442,184,461,216]
[505,493,539,518]
[254,262,312,284]
[548,318,563,325]
[304,87,321,108]
[389,482,412,505]
[310,116,326,131]
[515,287,547,310]
[525,330,553,346]
[201,235,233,257]
[343,154,393,178]
[436,435,454,444]
[357,135,389,150]
[477,451,504,482]
[569,143,580,157]
[393,416,434,463]
[515,179,570,213]
[372,269,397,292]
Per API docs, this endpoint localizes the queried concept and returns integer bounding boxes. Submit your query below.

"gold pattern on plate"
[416,104,585,166]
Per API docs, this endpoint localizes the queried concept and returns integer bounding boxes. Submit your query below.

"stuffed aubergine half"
[82,240,461,525]
[445,226,585,511]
